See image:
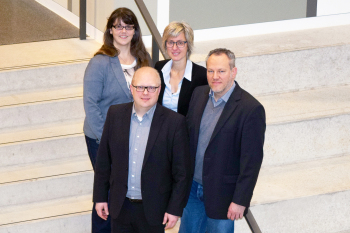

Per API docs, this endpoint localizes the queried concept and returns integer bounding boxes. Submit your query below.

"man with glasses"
[180,48,266,233]
[93,67,191,233]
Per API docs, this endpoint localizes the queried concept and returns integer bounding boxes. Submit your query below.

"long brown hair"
[95,8,150,68]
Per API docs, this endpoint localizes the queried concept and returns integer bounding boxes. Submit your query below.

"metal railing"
[79,0,86,40]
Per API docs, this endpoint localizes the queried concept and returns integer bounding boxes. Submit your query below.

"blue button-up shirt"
[126,104,156,199]
[193,82,236,184]
[161,59,193,112]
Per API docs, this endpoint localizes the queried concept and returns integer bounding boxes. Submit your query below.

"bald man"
[93,67,192,233]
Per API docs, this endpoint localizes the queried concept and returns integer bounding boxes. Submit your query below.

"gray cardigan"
[83,54,133,141]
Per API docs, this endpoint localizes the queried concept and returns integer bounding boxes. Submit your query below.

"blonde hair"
[162,21,194,59]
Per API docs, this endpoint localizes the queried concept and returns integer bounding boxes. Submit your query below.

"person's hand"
[162,212,179,229]
[95,202,109,220]
[227,202,246,220]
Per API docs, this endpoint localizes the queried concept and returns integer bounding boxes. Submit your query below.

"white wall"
[317,0,350,16]
[38,0,350,47]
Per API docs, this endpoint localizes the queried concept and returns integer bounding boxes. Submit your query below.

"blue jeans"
[85,136,111,233]
[179,180,235,233]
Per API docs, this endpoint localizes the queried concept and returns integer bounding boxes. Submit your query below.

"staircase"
[0,24,349,233]
[0,38,100,233]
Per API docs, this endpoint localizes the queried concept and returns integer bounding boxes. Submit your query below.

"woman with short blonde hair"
[155,21,207,116]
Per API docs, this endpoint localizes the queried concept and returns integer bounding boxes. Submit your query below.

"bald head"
[130,67,161,116]
[132,67,161,86]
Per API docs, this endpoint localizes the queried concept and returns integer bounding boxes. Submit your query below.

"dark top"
[186,82,266,219]
[154,59,207,116]
[93,103,192,225]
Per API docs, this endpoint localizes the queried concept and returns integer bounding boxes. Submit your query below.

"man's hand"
[95,202,109,220]
[227,202,246,220]
[162,212,179,229]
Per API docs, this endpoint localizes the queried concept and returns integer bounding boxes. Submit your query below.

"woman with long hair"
[83,7,151,233]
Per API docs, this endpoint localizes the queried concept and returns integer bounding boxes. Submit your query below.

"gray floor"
[0,0,79,45]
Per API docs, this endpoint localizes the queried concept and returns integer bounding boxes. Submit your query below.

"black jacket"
[155,59,207,116]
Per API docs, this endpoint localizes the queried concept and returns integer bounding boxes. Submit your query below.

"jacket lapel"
[178,78,191,111]
[110,56,131,99]
[193,86,210,151]
[119,103,133,163]
[208,83,242,145]
[142,104,165,169]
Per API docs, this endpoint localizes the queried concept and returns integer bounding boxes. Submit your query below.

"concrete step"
[0,155,92,184]
[0,156,93,208]
[0,38,100,70]
[260,85,350,166]
[0,38,100,95]
[235,154,350,233]
[0,133,86,167]
[0,97,84,130]
[0,120,84,166]
[0,62,87,94]
[0,195,91,232]
[193,25,350,95]
[0,85,82,107]
[0,119,83,145]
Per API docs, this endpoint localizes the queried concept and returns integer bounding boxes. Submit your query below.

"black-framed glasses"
[132,85,160,93]
[165,40,187,48]
[112,24,135,31]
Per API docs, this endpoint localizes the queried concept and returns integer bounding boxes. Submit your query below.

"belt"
[126,197,143,203]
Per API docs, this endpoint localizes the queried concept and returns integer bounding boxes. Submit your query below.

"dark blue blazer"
[93,103,192,225]
[186,82,266,219]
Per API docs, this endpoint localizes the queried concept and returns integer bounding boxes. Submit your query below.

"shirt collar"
[132,103,157,122]
[209,81,236,105]
[161,59,193,83]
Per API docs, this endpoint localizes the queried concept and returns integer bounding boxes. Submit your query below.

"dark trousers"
[85,135,111,233]
[112,198,165,233]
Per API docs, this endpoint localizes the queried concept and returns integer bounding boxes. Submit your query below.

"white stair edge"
[0,85,83,107]
[0,120,83,145]
[0,195,91,226]
[0,155,92,184]
[252,154,350,206]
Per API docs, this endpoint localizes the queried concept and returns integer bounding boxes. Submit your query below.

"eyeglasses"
[165,40,187,48]
[132,85,160,93]
[112,24,135,31]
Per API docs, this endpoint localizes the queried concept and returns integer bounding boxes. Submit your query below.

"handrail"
[134,0,169,61]
[245,209,263,233]
[79,0,86,40]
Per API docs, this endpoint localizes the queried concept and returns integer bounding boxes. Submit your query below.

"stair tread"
[0,195,91,226]
[0,155,92,184]
[0,38,100,70]
[0,120,83,145]
[252,154,350,206]
[0,86,82,107]
[191,24,350,62]
[258,85,350,124]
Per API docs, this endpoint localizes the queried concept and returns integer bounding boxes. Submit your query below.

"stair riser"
[0,213,90,233]
[0,99,84,130]
[0,172,93,207]
[0,135,87,167]
[0,63,87,94]
[236,190,350,233]
[236,45,350,95]
[264,114,350,166]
